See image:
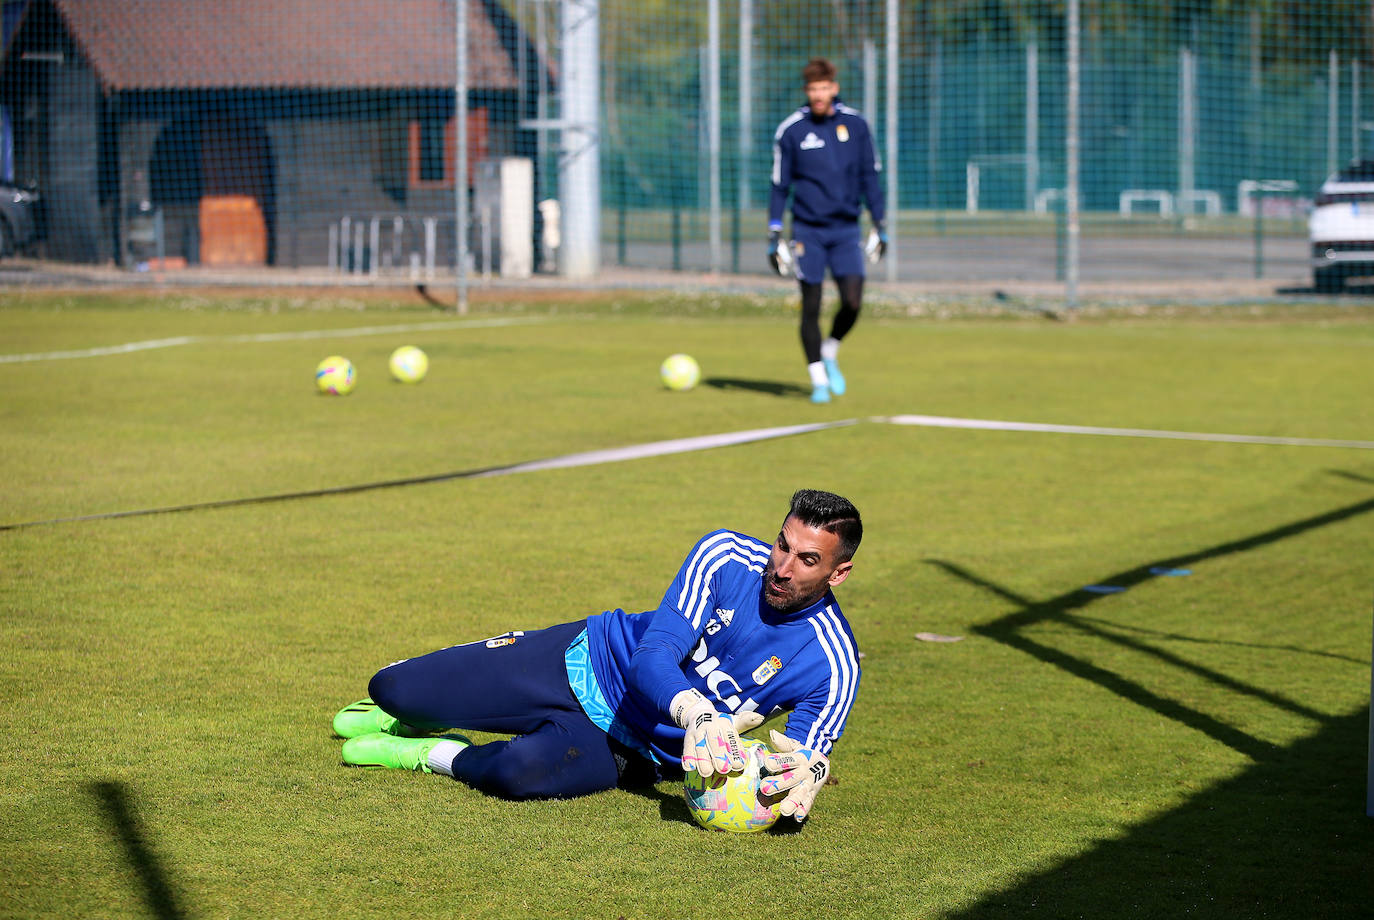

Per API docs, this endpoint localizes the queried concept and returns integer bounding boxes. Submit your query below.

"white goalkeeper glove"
[759,729,831,821]
[864,222,888,264]
[671,689,748,777]
[767,230,795,277]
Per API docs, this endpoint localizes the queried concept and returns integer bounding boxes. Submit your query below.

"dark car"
[0,183,41,257]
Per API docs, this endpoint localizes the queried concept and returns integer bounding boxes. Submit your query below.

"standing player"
[333,489,862,823]
[769,57,886,404]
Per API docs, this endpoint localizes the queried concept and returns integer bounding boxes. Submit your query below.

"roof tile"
[52,0,518,90]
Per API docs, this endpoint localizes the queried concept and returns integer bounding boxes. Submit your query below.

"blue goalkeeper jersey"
[581,529,861,765]
[769,99,884,230]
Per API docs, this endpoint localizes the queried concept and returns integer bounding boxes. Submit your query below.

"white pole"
[1329,49,1340,178]
[708,0,721,274]
[863,38,876,127]
[1026,41,1039,212]
[1353,60,1362,163]
[535,0,550,213]
[1065,0,1080,309]
[1180,47,1196,222]
[455,0,469,312]
[738,0,753,214]
[561,0,601,278]
[885,0,898,282]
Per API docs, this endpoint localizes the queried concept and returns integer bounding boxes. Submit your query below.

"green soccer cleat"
[332,698,424,739]
[341,732,469,773]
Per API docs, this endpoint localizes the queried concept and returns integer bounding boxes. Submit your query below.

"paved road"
[606,233,1311,284]
[0,232,1326,301]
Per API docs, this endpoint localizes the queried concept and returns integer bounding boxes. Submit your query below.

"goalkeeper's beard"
[762,563,817,614]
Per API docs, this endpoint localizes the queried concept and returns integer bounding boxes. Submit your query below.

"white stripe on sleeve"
[806,606,859,752]
[676,533,769,630]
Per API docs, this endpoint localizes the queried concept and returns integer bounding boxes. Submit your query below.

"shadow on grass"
[924,492,1374,917]
[702,377,812,398]
[930,493,1374,760]
[90,780,188,920]
[944,709,1371,918]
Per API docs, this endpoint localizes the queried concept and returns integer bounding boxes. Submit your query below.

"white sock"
[426,738,469,776]
[807,361,829,388]
[821,338,840,361]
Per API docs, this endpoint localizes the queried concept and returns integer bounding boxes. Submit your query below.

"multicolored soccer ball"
[660,353,700,391]
[315,355,356,395]
[683,739,784,833]
[389,345,429,384]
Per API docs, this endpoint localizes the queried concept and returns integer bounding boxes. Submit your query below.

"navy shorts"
[792,220,864,284]
[368,620,658,800]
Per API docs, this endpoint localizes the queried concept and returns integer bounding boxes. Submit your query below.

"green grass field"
[2,288,1372,919]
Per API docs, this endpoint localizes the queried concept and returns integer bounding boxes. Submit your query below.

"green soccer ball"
[682,738,783,833]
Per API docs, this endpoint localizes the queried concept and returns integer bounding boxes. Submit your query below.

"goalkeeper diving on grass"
[333,489,862,822]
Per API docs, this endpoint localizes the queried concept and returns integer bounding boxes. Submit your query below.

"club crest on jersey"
[836,124,849,142]
[800,131,825,150]
[752,655,783,685]
[705,608,735,636]
[484,630,524,649]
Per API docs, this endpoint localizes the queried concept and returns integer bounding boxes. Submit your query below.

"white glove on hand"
[864,225,888,264]
[671,688,747,777]
[760,729,831,820]
[767,231,795,277]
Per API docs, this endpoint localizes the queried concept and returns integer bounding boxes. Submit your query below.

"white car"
[1309,161,1374,292]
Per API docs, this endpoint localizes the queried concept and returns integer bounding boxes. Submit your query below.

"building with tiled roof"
[0,0,545,266]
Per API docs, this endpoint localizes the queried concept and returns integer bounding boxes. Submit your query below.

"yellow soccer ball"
[389,345,429,384]
[682,739,783,833]
[660,353,700,391]
[315,355,356,395]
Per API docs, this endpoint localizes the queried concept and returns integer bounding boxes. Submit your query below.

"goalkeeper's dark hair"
[803,57,837,85]
[787,489,862,562]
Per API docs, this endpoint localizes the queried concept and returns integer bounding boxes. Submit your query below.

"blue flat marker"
[1083,585,1126,594]
[1149,567,1192,576]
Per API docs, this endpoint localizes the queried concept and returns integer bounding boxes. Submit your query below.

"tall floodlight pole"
[885,0,898,282]
[1065,0,1080,309]
[456,0,469,313]
[562,0,600,278]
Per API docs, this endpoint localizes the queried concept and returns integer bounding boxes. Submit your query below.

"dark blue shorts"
[792,220,864,284]
[367,620,658,800]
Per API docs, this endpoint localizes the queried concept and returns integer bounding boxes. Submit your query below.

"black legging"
[799,275,864,363]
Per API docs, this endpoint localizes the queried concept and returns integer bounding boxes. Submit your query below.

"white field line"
[0,336,198,363]
[0,316,546,364]
[4,412,1370,531]
[473,419,861,477]
[876,414,1374,451]
[0,419,860,529]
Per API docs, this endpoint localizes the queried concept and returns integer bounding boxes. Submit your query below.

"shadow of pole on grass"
[921,493,1374,916]
[90,781,189,920]
[943,708,1372,918]
[927,493,1374,761]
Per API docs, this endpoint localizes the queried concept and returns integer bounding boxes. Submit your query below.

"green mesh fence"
[0,1,1369,286]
